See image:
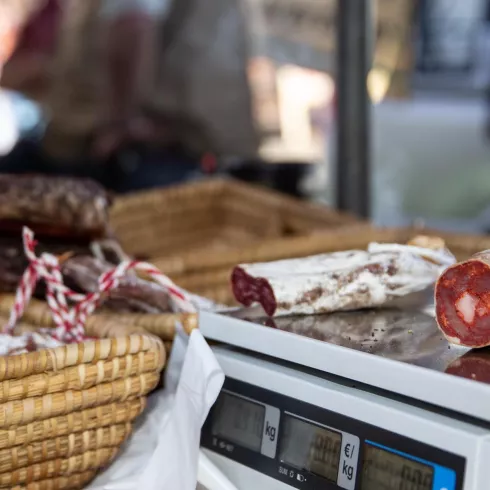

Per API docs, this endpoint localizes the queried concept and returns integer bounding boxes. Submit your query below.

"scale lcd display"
[361,443,434,490]
[279,414,342,482]
[212,392,265,451]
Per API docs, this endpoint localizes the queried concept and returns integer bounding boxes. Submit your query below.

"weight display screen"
[279,415,342,482]
[361,443,434,490]
[212,393,265,451]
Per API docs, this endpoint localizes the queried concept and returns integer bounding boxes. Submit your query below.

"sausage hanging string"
[4,227,196,343]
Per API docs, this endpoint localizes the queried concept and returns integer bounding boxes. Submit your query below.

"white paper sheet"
[87,325,224,490]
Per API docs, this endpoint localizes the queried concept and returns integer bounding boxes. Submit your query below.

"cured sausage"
[0,236,96,294]
[0,175,111,240]
[0,236,124,295]
[435,251,490,348]
[62,256,172,313]
[445,350,490,383]
[232,238,455,317]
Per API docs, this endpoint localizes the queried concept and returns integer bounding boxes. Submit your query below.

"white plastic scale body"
[199,307,490,490]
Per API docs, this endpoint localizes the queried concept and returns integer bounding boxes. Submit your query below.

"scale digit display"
[279,414,342,482]
[361,443,434,490]
[212,393,265,451]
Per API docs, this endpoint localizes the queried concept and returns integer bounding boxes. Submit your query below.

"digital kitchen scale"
[199,308,490,490]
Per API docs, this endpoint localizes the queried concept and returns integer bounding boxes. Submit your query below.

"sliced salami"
[445,350,490,383]
[435,251,490,348]
[232,237,455,317]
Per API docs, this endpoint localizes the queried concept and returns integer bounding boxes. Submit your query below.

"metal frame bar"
[335,0,371,218]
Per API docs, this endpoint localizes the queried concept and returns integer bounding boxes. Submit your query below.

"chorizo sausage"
[436,251,490,348]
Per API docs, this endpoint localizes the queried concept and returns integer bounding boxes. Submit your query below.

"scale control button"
[337,432,360,490]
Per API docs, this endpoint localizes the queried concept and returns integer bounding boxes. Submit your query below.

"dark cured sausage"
[62,256,172,313]
[0,175,111,240]
[0,236,124,295]
[0,236,95,294]
[436,251,490,348]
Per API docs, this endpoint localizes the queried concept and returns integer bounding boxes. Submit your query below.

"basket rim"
[0,333,165,382]
[110,176,360,223]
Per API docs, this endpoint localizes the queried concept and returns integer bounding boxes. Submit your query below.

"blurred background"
[1,0,490,232]
[247,0,490,232]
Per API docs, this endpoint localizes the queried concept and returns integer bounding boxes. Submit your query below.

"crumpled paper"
[87,325,224,490]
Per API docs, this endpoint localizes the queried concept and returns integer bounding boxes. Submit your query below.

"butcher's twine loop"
[4,227,196,343]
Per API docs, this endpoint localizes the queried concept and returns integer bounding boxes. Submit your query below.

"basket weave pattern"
[0,321,165,489]
[109,178,360,259]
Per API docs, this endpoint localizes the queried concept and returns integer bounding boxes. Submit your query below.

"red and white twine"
[4,227,196,343]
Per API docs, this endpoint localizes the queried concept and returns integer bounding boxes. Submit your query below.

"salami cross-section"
[436,251,490,348]
[232,236,455,317]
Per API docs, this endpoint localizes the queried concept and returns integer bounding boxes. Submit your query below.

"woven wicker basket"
[109,178,360,260]
[147,224,490,306]
[0,304,165,490]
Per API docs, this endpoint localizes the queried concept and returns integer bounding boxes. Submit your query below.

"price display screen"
[212,393,265,451]
[279,414,342,482]
[361,443,434,490]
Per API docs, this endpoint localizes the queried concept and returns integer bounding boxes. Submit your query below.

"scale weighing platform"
[199,308,490,490]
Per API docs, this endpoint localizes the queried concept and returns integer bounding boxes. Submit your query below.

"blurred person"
[0,0,258,192]
[0,0,46,155]
[1,0,60,99]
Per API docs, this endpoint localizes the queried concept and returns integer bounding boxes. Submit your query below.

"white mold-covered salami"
[231,238,455,317]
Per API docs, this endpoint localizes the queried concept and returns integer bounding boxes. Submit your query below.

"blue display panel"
[363,441,456,490]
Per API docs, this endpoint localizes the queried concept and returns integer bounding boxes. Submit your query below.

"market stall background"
[1,1,490,489]
[246,0,490,231]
